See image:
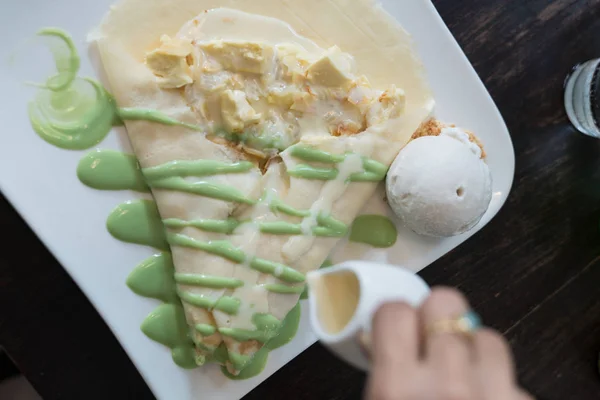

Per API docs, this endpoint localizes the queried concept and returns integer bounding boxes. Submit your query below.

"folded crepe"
[94,0,433,373]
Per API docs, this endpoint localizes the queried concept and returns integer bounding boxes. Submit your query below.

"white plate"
[0,0,514,399]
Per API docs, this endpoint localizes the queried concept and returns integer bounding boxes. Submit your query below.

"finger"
[371,302,420,371]
[472,328,516,399]
[420,287,475,398]
[366,370,430,400]
[367,302,421,400]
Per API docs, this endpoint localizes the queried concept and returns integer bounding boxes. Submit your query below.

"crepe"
[94,0,433,373]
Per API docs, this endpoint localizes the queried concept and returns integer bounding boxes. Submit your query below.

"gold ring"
[426,311,482,337]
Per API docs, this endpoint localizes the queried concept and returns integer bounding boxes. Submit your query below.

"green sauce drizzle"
[213,128,287,152]
[248,258,306,283]
[163,218,241,234]
[149,177,256,204]
[263,283,305,294]
[218,313,281,344]
[127,253,178,303]
[167,233,305,283]
[27,29,117,149]
[211,343,229,364]
[175,273,244,289]
[176,288,241,314]
[288,144,388,177]
[117,108,202,131]
[227,352,253,372]
[140,303,197,369]
[349,214,398,248]
[269,197,310,218]
[195,324,217,336]
[288,164,384,182]
[164,213,346,237]
[143,160,254,180]
[37,27,79,91]
[106,200,168,250]
[265,302,302,350]
[167,234,244,262]
[269,198,348,234]
[259,221,344,237]
[29,76,118,150]
[221,347,270,380]
[77,149,149,192]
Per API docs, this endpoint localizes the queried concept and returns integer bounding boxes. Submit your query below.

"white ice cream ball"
[386,134,492,237]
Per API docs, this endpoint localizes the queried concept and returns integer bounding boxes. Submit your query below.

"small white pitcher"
[306,260,430,371]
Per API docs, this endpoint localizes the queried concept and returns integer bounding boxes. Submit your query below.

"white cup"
[307,260,430,370]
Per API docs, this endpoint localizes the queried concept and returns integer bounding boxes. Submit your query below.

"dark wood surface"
[2,0,600,399]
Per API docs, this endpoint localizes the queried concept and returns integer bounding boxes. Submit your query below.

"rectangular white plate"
[0,0,514,399]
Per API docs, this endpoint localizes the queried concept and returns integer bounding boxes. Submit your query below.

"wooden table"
[2,0,600,398]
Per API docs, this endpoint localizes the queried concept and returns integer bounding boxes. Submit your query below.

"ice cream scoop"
[386,127,492,237]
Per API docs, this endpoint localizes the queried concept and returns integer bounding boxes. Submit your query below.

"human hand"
[365,288,533,400]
